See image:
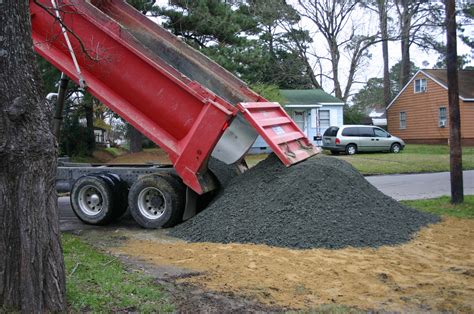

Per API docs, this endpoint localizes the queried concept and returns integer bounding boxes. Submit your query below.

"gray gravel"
[170,154,440,249]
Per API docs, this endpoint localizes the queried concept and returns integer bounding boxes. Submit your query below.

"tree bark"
[0,1,66,312]
[128,124,143,153]
[378,0,391,107]
[446,0,464,204]
[399,0,412,87]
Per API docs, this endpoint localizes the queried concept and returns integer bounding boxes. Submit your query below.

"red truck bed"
[30,0,319,194]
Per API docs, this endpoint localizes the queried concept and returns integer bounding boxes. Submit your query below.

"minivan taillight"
[335,138,340,144]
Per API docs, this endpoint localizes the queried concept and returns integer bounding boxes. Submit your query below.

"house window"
[439,106,447,128]
[94,130,104,143]
[292,111,306,131]
[414,79,427,93]
[319,110,330,128]
[400,112,407,129]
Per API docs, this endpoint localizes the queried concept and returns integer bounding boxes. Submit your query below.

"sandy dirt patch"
[110,217,474,312]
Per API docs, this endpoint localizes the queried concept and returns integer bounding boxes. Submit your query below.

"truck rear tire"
[70,175,116,225]
[99,173,128,220]
[128,174,185,229]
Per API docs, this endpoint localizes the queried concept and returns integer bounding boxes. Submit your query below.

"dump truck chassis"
[57,159,199,228]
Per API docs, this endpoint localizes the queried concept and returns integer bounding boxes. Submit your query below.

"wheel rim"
[348,146,356,155]
[137,187,166,220]
[393,145,400,153]
[78,185,104,216]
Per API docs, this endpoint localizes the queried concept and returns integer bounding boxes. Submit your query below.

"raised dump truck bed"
[30,0,318,228]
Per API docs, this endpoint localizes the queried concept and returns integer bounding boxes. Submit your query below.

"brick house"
[386,69,474,145]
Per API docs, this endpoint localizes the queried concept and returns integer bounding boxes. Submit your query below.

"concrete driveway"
[366,170,474,201]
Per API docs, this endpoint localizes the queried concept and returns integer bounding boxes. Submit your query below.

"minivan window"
[323,126,339,137]
[341,127,359,137]
[358,127,375,137]
[374,128,388,137]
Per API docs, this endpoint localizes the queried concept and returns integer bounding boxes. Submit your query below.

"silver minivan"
[322,125,405,155]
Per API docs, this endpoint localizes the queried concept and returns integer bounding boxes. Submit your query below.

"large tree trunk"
[446,0,464,204]
[378,0,391,107]
[399,2,412,87]
[0,1,66,312]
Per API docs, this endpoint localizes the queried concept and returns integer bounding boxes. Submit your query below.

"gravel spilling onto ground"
[170,154,440,249]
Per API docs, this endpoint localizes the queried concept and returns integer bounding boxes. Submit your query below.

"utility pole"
[446,0,463,204]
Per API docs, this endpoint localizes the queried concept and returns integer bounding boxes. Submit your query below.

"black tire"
[330,150,340,155]
[345,144,357,155]
[159,174,186,227]
[128,174,185,229]
[390,143,401,153]
[70,175,116,225]
[98,173,129,220]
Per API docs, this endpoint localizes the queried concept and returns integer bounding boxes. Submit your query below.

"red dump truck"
[30,0,319,228]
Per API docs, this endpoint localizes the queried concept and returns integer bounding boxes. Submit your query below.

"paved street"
[366,170,474,201]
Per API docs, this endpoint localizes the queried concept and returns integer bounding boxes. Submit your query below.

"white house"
[249,89,345,153]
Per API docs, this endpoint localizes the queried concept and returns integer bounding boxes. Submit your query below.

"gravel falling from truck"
[170,155,440,249]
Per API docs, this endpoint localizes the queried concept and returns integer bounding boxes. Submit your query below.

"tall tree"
[445,0,463,204]
[297,0,379,101]
[243,0,318,88]
[459,3,474,53]
[0,0,66,311]
[361,0,392,107]
[157,0,314,88]
[394,0,444,86]
[377,0,391,107]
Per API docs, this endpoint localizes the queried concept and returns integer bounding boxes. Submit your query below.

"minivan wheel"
[391,143,401,153]
[345,144,357,155]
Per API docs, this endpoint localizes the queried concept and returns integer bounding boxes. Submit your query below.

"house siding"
[387,72,474,144]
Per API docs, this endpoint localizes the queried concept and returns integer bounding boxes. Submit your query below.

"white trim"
[285,104,322,108]
[413,78,427,93]
[318,102,345,105]
[399,111,407,129]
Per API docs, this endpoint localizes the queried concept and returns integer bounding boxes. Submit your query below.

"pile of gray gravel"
[170,154,440,249]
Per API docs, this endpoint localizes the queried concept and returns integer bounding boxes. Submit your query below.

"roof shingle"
[280,89,344,105]
[423,69,474,99]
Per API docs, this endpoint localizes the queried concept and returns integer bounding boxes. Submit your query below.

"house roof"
[423,69,474,99]
[280,89,344,105]
[387,69,474,110]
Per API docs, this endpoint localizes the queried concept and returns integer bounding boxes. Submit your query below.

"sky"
[150,0,473,101]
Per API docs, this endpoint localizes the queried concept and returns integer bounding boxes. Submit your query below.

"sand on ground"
[111,217,474,312]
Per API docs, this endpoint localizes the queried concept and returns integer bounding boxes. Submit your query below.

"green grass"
[402,195,474,219]
[337,144,474,175]
[244,145,474,175]
[104,147,125,157]
[63,234,174,312]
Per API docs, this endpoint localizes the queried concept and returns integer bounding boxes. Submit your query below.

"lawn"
[63,234,174,312]
[334,144,474,175]
[402,195,474,219]
[245,144,474,175]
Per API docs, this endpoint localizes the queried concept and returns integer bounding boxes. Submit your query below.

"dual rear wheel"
[70,173,185,228]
